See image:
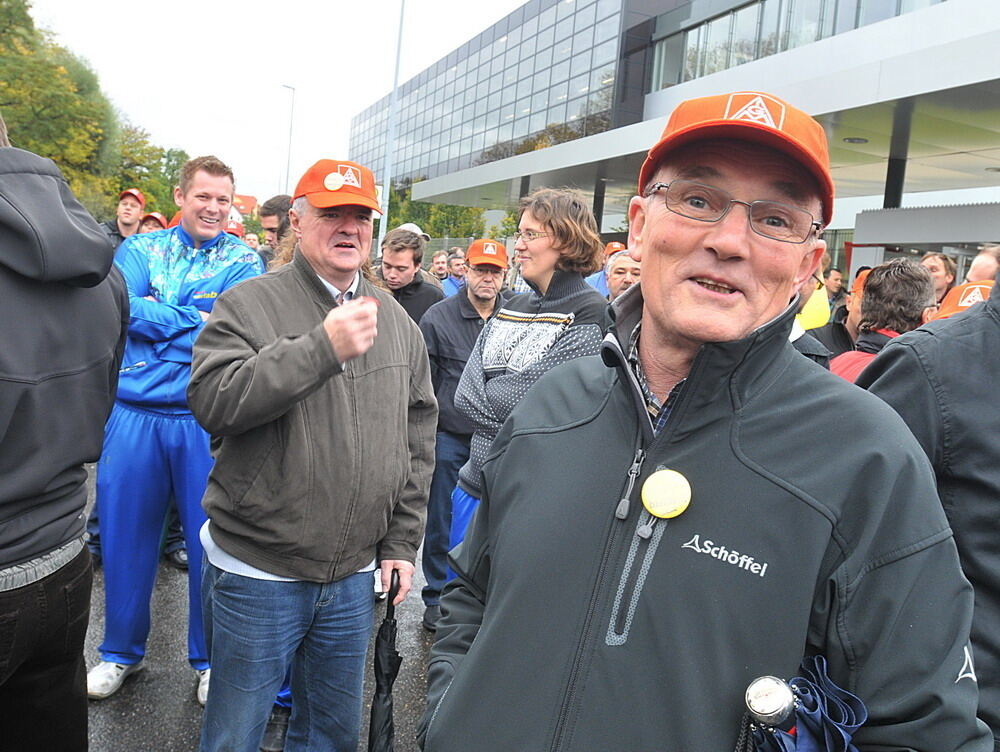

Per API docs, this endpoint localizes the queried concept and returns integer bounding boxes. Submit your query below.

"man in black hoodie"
[0,117,128,750]
[380,226,443,323]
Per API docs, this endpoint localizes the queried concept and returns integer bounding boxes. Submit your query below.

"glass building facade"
[650,0,947,91]
[349,0,623,184]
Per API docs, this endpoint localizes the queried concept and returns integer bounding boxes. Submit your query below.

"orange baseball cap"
[638,91,834,226]
[294,159,381,214]
[935,280,993,320]
[141,211,167,229]
[604,241,626,257]
[850,268,871,297]
[465,239,508,269]
[119,188,146,207]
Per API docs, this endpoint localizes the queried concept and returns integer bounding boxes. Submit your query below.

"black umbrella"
[368,569,403,752]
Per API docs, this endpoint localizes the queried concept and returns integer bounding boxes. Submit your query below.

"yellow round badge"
[324,172,346,191]
[641,469,691,519]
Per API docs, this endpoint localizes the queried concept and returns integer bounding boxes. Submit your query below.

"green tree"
[426,203,485,240]
[487,209,519,240]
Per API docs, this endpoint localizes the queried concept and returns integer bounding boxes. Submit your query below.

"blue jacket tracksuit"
[97,225,262,670]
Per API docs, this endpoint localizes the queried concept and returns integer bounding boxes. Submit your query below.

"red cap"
[141,212,167,229]
[935,280,993,320]
[465,239,508,269]
[119,188,146,208]
[604,241,626,257]
[224,219,245,238]
[638,91,834,226]
[294,160,381,214]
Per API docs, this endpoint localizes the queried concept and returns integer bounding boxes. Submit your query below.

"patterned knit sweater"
[455,270,608,496]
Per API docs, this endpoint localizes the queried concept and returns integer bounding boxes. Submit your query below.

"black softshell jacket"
[422,285,991,751]
[859,275,1000,750]
[0,148,128,567]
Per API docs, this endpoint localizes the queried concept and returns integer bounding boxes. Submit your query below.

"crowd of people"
[0,86,997,752]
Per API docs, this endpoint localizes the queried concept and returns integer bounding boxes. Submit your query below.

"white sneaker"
[196,668,211,706]
[87,660,143,699]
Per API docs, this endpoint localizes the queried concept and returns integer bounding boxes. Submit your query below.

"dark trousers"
[422,431,470,606]
[0,546,92,752]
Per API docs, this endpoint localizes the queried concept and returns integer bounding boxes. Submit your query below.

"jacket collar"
[601,285,799,438]
[393,273,425,298]
[291,248,373,307]
[175,223,225,252]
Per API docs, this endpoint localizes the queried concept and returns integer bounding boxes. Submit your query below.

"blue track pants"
[96,402,211,669]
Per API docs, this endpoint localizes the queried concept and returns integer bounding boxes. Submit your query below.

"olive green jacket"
[188,251,436,582]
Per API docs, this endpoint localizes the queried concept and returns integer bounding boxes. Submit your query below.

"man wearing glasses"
[422,91,990,751]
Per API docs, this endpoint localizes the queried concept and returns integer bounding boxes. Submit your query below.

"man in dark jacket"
[101,187,145,248]
[418,239,507,631]
[858,274,1000,749]
[0,128,128,751]
[421,91,990,751]
[380,226,444,322]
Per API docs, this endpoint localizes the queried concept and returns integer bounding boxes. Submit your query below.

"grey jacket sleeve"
[814,445,991,751]
[378,323,437,564]
[188,291,343,436]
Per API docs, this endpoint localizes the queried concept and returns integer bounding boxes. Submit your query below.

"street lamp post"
[282,84,296,194]
[376,0,406,252]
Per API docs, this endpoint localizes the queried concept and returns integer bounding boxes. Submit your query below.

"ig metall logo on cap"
[483,243,497,255]
[324,165,363,191]
[724,93,786,130]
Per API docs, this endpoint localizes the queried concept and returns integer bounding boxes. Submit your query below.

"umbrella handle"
[386,569,401,619]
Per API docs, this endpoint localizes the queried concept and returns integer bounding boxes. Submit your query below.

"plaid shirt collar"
[627,321,684,436]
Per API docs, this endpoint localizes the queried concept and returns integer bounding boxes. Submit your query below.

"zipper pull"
[615,448,645,520]
[637,512,656,539]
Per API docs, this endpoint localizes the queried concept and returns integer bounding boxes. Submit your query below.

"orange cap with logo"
[604,241,626,257]
[119,188,146,207]
[141,212,167,229]
[224,219,245,237]
[850,268,871,297]
[638,91,834,226]
[935,280,993,320]
[294,160,382,214]
[465,239,508,269]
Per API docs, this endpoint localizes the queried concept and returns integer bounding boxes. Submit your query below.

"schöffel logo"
[681,534,769,578]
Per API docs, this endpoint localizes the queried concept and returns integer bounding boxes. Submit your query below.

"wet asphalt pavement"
[83,468,436,752]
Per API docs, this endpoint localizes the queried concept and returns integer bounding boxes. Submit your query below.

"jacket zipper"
[549,444,645,752]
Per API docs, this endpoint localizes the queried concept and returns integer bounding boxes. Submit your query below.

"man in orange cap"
[189,159,435,752]
[584,240,627,295]
[423,92,990,751]
[101,187,145,248]
[417,238,507,632]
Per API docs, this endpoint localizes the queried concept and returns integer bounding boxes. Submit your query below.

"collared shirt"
[627,321,684,437]
[317,272,360,302]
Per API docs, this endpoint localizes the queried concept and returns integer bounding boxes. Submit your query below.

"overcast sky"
[30,0,526,202]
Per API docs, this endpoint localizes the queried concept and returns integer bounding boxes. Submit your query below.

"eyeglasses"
[645,180,823,244]
[513,229,551,242]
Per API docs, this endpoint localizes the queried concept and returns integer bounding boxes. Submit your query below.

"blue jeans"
[200,562,374,752]
[422,431,470,606]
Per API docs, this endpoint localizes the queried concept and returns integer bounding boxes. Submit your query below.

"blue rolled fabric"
[752,655,867,752]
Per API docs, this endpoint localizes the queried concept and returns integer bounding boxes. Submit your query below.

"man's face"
[431,254,449,278]
[261,214,280,247]
[607,257,641,300]
[824,269,842,295]
[966,253,999,283]
[465,263,504,303]
[381,247,419,290]
[920,256,953,299]
[627,140,825,353]
[117,195,143,227]
[291,202,373,284]
[244,233,259,250]
[174,171,234,243]
[449,255,466,278]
